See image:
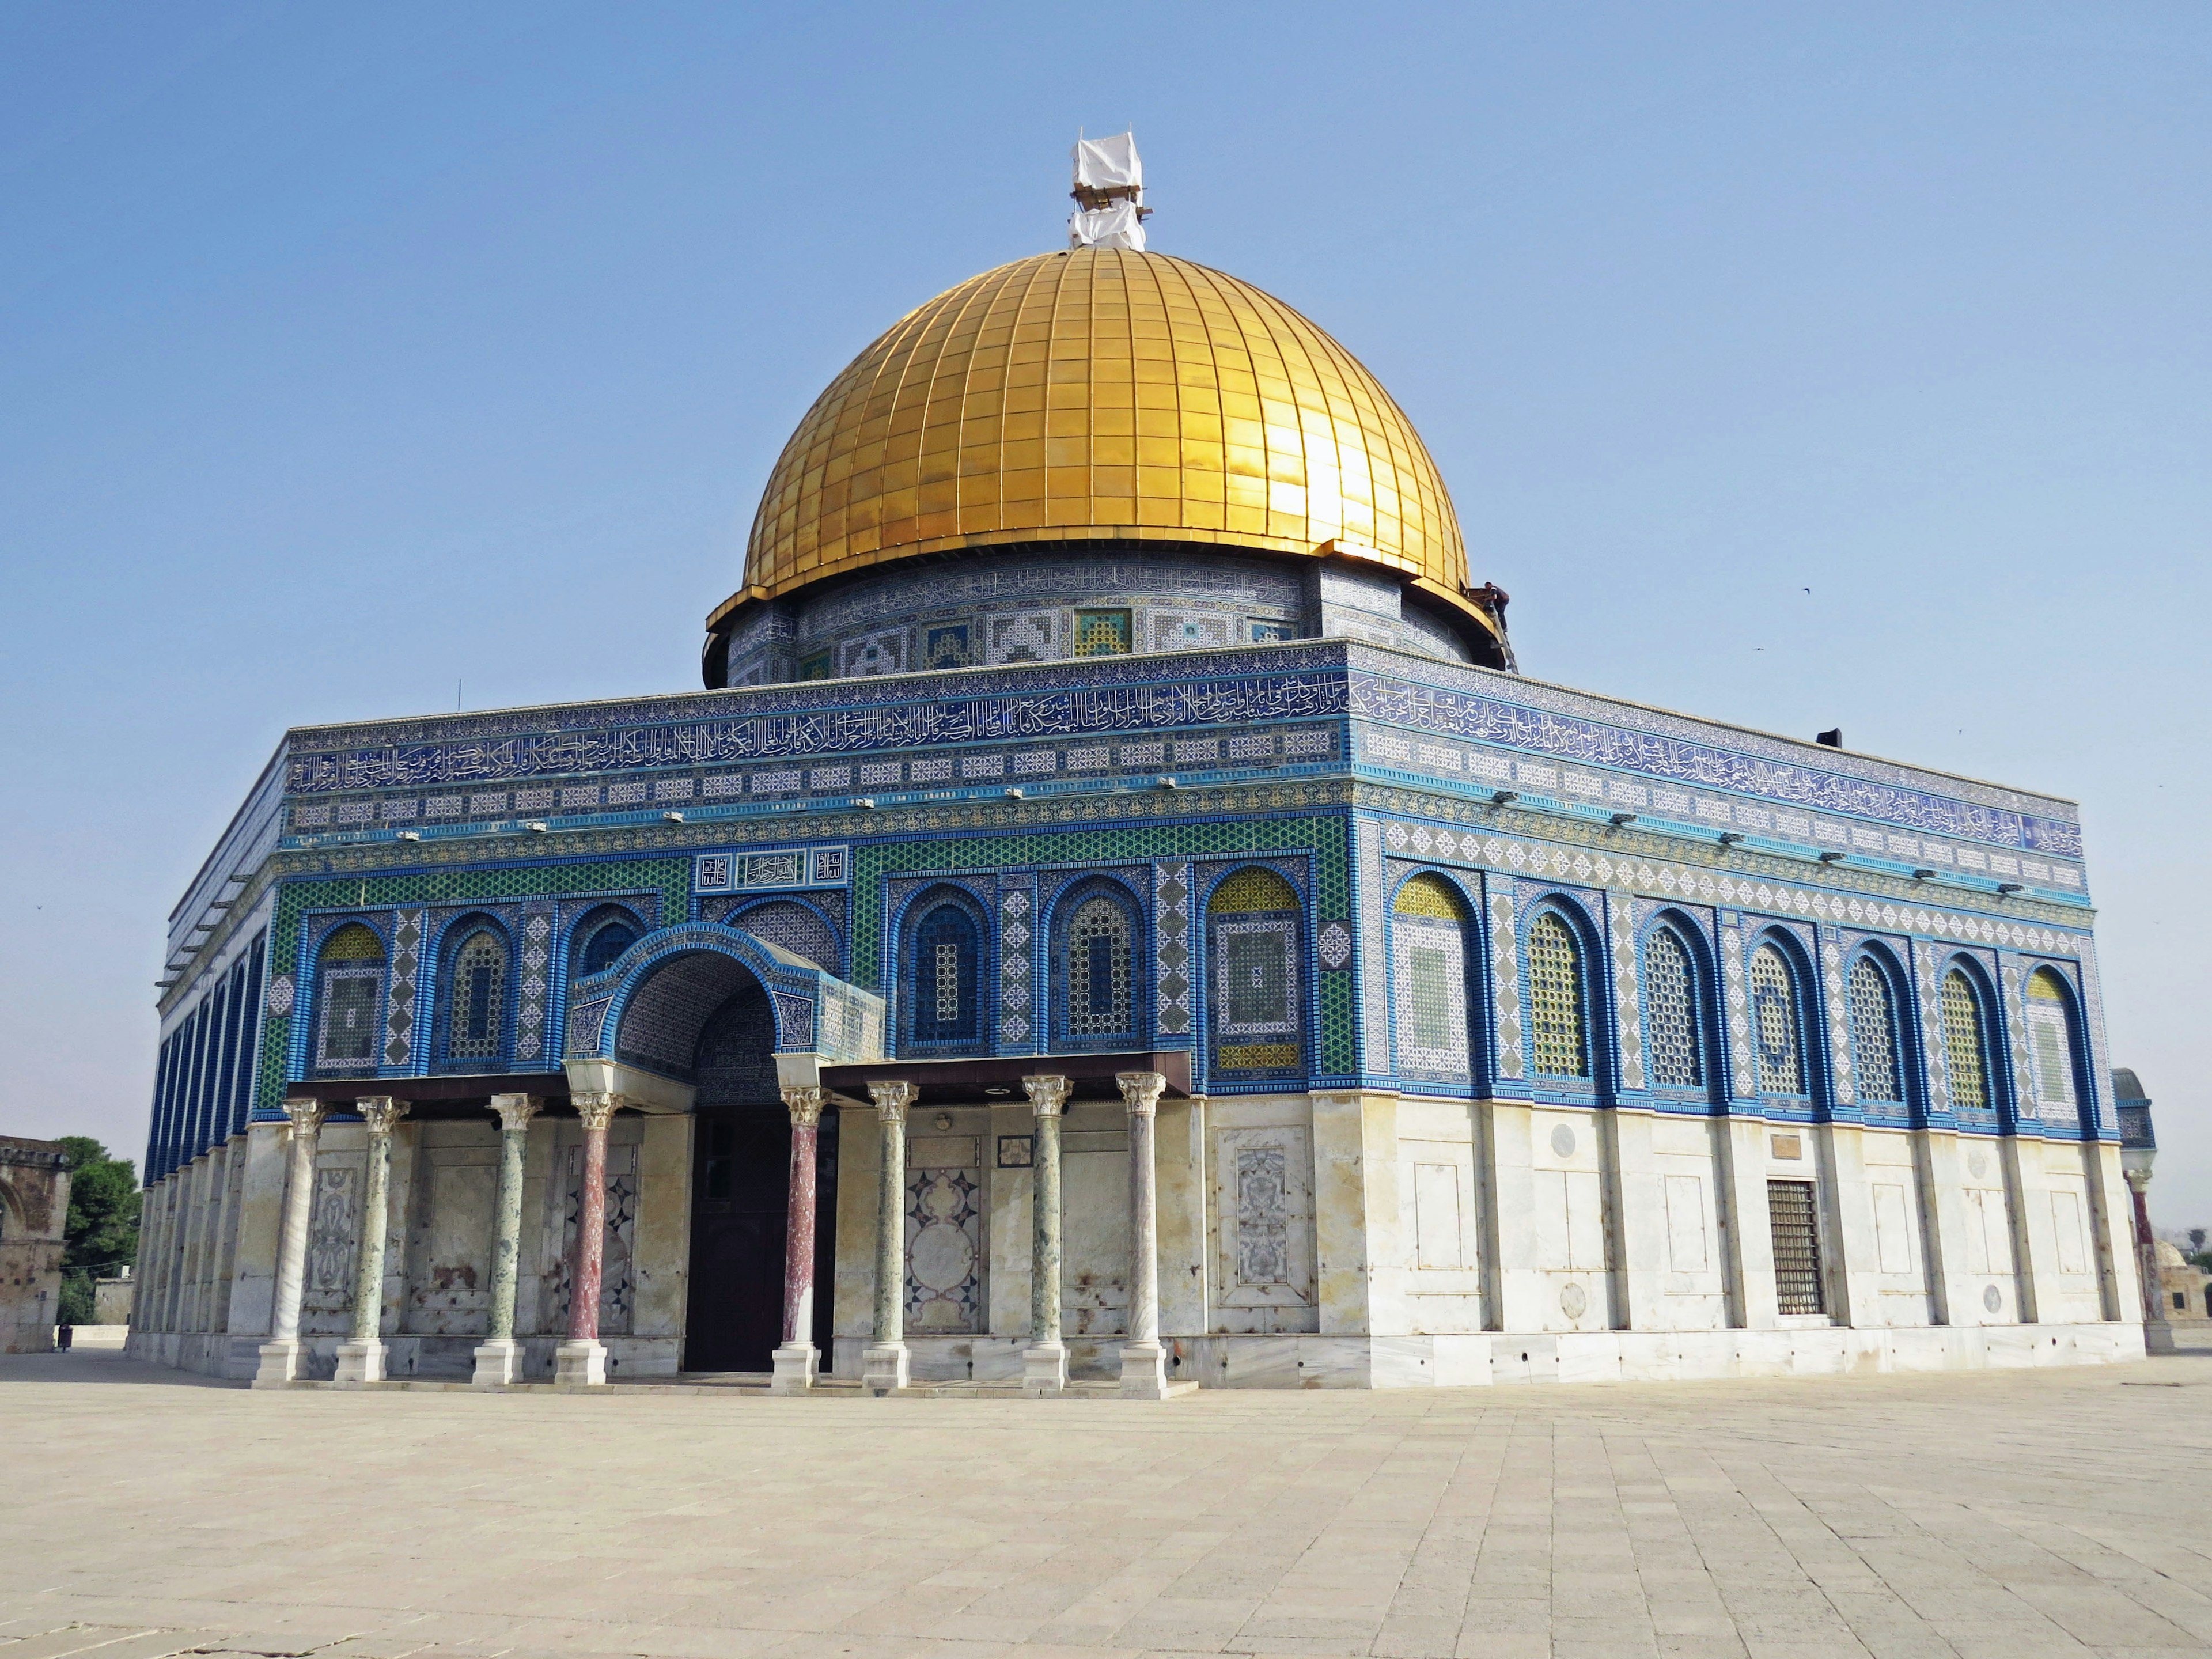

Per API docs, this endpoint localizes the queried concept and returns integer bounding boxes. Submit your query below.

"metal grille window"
[1066,895,1134,1037]
[1848,956,1903,1104]
[579,920,637,976]
[1209,866,1301,1073]
[1941,969,1990,1112]
[1393,874,1469,1077]
[1767,1180,1825,1314]
[448,930,506,1060]
[1527,911,1589,1080]
[1749,945,1804,1095]
[315,923,384,1069]
[2025,969,2077,1112]
[1643,926,1702,1088]
[913,903,979,1044]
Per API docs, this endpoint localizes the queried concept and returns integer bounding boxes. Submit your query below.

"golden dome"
[714,247,1484,637]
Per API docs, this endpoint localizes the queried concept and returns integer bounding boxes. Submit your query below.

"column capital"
[489,1093,543,1132]
[357,1097,410,1137]
[1116,1071,1167,1118]
[866,1080,919,1123]
[781,1085,828,1128]
[1021,1074,1071,1117]
[281,1097,328,1136]
[571,1091,623,1132]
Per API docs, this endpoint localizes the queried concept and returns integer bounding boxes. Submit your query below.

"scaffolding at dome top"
[1069,131,1149,251]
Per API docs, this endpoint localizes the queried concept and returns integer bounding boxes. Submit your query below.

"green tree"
[55,1137,140,1326]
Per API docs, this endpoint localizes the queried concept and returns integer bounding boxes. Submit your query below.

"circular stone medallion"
[1550,1124,1577,1158]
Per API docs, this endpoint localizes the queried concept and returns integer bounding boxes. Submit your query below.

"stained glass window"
[1941,968,1990,1112]
[316,923,384,1069]
[579,919,637,976]
[2024,968,2077,1114]
[1643,926,1702,1089]
[1066,893,1134,1038]
[912,902,979,1045]
[1209,866,1301,1073]
[1848,956,1903,1105]
[1393,875,1469,1078]
[448,929,506,1061]
[1528,911,1589,1080]
[1749,944,1804,1095]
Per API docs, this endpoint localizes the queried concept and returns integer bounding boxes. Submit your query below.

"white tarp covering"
[1073,132,1143,191]
[1068,200,1146,251]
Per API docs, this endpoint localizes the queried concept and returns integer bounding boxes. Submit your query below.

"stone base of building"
[129,1330,683,1384]
[833,1323,2145,1389]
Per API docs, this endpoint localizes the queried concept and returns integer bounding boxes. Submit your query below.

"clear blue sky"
[3,4,2206,1224]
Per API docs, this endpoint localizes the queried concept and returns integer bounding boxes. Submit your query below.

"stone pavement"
[4,1341,2211,1659]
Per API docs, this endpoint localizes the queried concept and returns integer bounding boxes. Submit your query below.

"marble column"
[253,1097,329,1387]
[334,1097,408,1385]
[555,1092,622,1386]
[772,1085,827,1393]
[472,1093,541,1387]
[862,1080,917,1396]
[1020,1074,1071,1396]
[2124,1167,2176,1355]
[1117,1071,1171,1398]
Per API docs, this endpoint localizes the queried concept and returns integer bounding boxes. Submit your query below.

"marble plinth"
[861,1341,909,1396]
[251,1337,302,1389]
[471,1338,522,1388]
[331,1338,387,1387]
[770,1341,819,1394]
[554,1339,607,1387]
[1118,1339,1171,1399]
[1021,1341,1069,1397]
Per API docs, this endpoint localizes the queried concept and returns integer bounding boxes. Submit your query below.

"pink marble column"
[772,1085,827,1393]
[555,1092,620,1385]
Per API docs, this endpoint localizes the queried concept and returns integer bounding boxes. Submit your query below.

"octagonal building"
[128,235,2143,1393]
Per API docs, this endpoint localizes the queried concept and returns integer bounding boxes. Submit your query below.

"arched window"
[2024,968,2081,1118]
[1392,874,1470,1081]
[579,917,639,976]
[911,900,981,1047]
[315,923,385,1070]
[1208,866,1302,1077]
[1062,889,1138,1042]
[1642,925,1703,1089]
[1527,910,1589,1080]
[447,928,507,1062]
[1848,955,1904,1107]
[1941,967,1991,1112]
[1749,943,1805,1096]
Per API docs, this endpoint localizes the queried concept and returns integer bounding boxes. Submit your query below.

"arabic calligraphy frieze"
[286,671,1352,796]
[1346,675,2082,859]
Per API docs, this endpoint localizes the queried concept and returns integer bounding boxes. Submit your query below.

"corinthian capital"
[1021,1074,1071,1118]
[866,1080,919,1124]
[571,1091,623,1133]
[357,1096,410,1137]
[490,1093,543,1133]
[1116,1071,1167,1118]
[781,1085,828,1128]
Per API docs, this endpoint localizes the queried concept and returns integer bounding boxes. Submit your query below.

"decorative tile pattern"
[1153,861,1192,1040]
[999,879,1034,1050]
[1610,897,1643,1093]
[514,905,552,1063]
[384,910,423,1068]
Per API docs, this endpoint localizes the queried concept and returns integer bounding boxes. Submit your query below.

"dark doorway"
[683,982,839,1372]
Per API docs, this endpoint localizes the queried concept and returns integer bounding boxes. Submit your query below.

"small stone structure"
[1,1137,71,1353]
[2154,1241,2211,1324]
